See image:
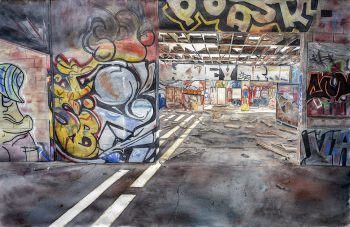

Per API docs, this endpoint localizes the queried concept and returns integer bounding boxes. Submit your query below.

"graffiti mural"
[237,65,253,81]
[159,0,319,32]
[165,80,205,110]
[168,64,236,81]
[307,43,350,117]
[276,84,299,127]
[50,0,158,163]
[238,65,290,82]
[0,63,48,161]
[301,129,350,166]
[250,82,276,109]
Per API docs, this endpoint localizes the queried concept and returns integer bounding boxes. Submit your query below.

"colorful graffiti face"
[159,0,319,32]
[0,64,39,161]
[50,1,158,163]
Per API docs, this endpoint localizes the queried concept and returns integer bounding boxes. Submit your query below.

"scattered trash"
[256,133,276,137]
[245,125,255,129]
[276,184,288,191]
[230,116,240,121]
[225,124,241,129]
[260,120,273,127]
[241,153,250,158]
[249,119,258,123]
[257,140,289,158]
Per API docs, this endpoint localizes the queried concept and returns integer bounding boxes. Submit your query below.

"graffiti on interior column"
[51,2,158,163]
[301,129,350,166]
[307,43,350,117]
[0,63,40,161]
[276,84,299,127]
[159,0,319,32]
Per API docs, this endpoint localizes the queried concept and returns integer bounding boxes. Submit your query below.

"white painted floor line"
[183,114,195,123]
[204,105,213,110]
[49,170,129,227]
[160,120,200,161]
[161,115,194,140]
[131,119,200,188]
[164,114,175,121]
[161,126,180,140]
[159,115,165,119]
[91,194,136,227]
[174,114,185,122]
[130,162,162,188]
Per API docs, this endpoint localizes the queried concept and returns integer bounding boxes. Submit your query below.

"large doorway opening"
[159,32,301,162]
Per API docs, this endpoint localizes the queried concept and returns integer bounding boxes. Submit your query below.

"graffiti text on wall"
[302,129,350,166]
[307,43,350,117]
[159,0,319,32]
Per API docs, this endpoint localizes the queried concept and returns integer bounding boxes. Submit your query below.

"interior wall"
[0,39,51,162]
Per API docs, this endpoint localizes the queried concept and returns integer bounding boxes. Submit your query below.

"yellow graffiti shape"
[55,110,100,158]
[167,0,197,26]
[53,57,101,159]
[56,56,98,76]
[227,1,276,32]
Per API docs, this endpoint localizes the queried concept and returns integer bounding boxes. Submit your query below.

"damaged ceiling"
[159,32,301,66]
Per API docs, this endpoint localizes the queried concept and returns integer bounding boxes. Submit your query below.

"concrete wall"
[0,39,51,161]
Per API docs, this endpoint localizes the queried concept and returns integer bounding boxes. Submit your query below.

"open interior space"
[0,0,349,226]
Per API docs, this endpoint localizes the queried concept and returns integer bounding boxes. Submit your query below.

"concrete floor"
[0,107,349,226]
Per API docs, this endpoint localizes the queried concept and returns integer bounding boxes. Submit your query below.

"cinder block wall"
[0,39,51,162]
[309,0,350,44]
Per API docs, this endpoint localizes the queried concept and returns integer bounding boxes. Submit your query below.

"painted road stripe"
[174,114,185,122]
[159,115,165,119]
[131,119,200,188]
[164,114,175,121]
[161,115,194,140]
[92,194,136,227]
[49,170,129,227]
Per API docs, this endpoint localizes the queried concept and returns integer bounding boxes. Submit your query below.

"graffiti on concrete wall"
[159,0,319,32]
[307,43,350,117]
[168,64,236,81]
[301,129,350,166]
[238,65,290,82]
[0,64,43,161]
[51,0,158,163]
[276,84,299,127]
[237,65,253,81]
[250,82,276,109]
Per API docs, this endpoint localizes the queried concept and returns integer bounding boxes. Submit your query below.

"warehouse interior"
[159,32,301,127]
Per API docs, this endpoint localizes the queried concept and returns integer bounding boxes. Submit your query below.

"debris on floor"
[224,124,241,129]
[276,183,288,191]
[256,133,276,138]
[241,153,250,158]
[257,140,289,158]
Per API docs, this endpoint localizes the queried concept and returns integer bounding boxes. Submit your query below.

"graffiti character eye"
[81,137,92,147]
[330,76,338,87]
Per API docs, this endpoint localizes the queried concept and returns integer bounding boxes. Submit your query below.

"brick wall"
[308,0,350,43]
[0,39,51,161]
